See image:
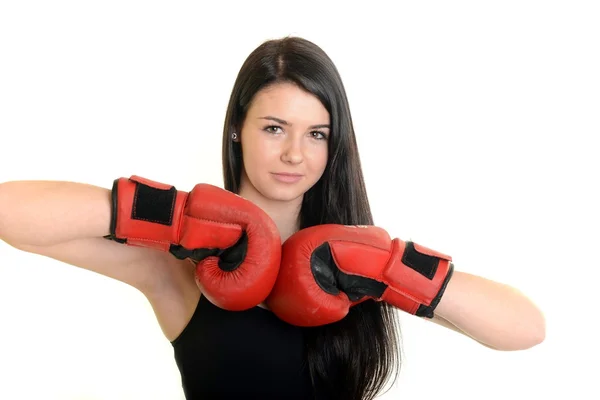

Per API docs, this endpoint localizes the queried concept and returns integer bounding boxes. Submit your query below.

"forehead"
[247,82,330,124]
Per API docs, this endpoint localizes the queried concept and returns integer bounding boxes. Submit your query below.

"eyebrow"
[259,116,330,129]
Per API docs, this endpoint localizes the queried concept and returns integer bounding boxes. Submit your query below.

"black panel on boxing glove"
[310,242,387,302]
[131,180,177,225]
[104,178,177,243]
[401,241,438,280]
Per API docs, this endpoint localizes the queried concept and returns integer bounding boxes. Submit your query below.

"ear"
[231,124,242,142]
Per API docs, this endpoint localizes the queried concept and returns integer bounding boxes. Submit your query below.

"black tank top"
[171,295,315,399]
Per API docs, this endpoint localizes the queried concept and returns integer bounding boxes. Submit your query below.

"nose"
[281,135,303,164]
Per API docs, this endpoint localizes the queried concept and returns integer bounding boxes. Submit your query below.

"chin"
[266,191,304,203]
[261,185,307,203]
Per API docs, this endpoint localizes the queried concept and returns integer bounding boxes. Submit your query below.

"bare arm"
[0,180,111,246]
[0,178,201,342]
[0,180,178,294]
[426,270,546,351]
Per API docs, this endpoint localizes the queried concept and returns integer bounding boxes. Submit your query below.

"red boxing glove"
[104,175,281,311]
[265,224,454,326]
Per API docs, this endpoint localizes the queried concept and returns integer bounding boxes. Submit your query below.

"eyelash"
[264,125,328,140]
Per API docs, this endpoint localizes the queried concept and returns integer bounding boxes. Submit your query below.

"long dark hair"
[222,36,401,400]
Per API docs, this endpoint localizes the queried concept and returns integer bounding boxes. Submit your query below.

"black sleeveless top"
[171,295,315,399]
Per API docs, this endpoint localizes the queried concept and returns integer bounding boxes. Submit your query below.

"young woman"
[0,36,545,400]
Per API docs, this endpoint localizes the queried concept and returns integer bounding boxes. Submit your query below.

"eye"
[264,125,283,134]
[311,131,328,140]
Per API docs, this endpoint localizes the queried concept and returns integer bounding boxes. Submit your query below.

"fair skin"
[235,82,546,351]
[235,81,330,240]
[0,82,544,352]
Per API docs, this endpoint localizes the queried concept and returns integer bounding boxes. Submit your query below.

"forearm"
[0,180,111,247]
[432,270,545,351]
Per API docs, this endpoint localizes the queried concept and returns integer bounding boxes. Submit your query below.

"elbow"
[514,327,546,351]
[526,312,546,348]
[486,331,545,352]
[506,292,547,351]
[522,302,546,349]
[515,324,545,351]
[495,309,546,351]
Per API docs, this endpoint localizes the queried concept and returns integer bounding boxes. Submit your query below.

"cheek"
[243,138,279,170]
[306,146,329,174]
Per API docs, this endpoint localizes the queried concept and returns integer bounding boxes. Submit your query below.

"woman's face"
[238,82,330,203]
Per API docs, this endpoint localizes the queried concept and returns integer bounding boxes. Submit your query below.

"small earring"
[231,132,238,141]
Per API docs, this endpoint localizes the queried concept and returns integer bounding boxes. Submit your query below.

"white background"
[1,1,598,399]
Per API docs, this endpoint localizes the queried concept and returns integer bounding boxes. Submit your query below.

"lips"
[273,172,302,177]
[271,172,303,183]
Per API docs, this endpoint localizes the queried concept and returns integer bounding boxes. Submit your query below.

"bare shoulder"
[15,237,201,341]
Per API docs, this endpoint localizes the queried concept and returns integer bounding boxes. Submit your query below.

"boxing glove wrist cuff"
[414,264,454,318]
[380,239,454,318]
[311,232,454,318]
[103,175,188,252]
